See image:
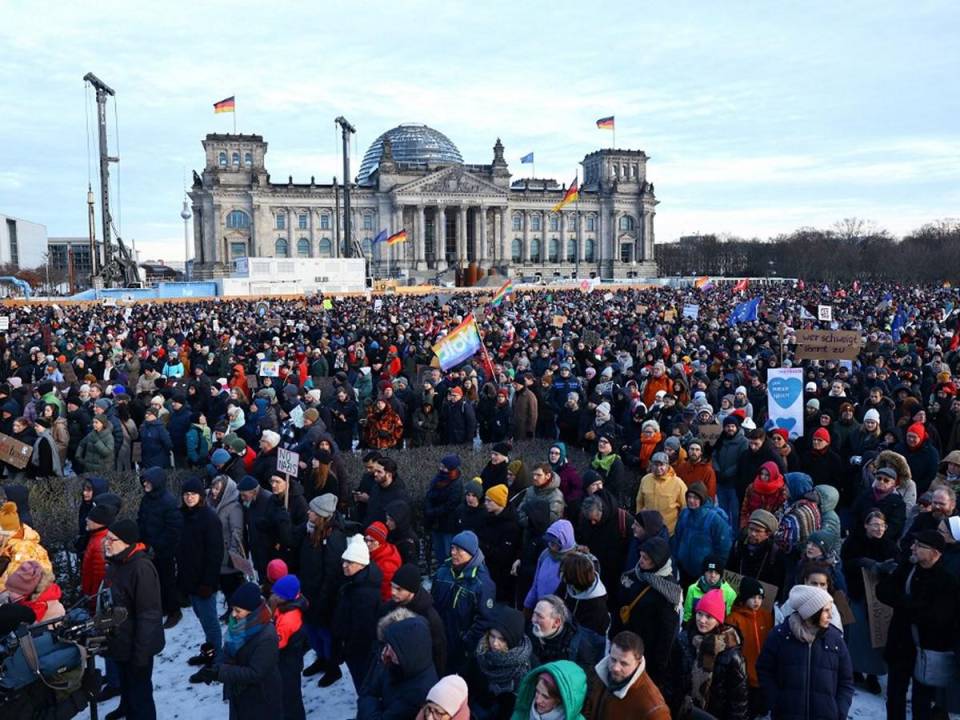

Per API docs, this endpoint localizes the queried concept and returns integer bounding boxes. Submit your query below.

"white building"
[0,214,47,269]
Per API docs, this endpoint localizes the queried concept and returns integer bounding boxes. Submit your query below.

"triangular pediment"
[392,166,507,199]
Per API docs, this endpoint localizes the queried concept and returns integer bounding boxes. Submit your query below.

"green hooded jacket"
[511,660,588,720]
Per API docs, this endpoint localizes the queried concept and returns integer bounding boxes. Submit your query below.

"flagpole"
[233,96,237,134]
[574,169,581,279]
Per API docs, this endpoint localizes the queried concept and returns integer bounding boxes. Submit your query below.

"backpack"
[0,626,86,692]
[775,499,821,555]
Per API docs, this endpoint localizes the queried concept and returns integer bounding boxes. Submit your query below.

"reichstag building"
[188,123,658,281]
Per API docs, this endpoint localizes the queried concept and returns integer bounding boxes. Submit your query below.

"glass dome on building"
[357,123,463,185]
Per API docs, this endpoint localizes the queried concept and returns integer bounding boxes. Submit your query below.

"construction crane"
[83,72,142,288]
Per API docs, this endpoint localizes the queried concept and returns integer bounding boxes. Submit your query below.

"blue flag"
[372,229,388,245]
[521,152,534,164]
[891,309,907,342]
[728,297,762,326]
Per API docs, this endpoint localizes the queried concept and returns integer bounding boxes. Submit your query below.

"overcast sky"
[2,1,957,261]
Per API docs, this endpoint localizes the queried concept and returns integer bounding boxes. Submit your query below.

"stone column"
[559,212,567,267]
[212,203,223,263]
[576,212,583,268]
[523,210,531,263]
[308,206,315,257]
[416,205,426,270]
[500,207,509,265]
[286,210,292,258]
[459,205,468,266]
[436,204,447,271]
[393,206,403,270]
[478,205,487,265]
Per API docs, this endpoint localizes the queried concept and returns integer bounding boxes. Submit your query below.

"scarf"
[476,635,532,694]
[223,602,271,658]
[637,561,683,608]
[787,612,820,644]
[592,452,619,474]
[530,706,566,720]
[690,627,739,710]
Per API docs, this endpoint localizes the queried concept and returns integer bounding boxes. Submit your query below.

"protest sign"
[322,298,334,310]
[767,367,804,439]
[818,305,833,322]
[698,423,722,445]
[277,448,299,478]
[682,304,700,320]
[552,315,567,327]
[794,329,862,360]
[723,571,777,613]
[862,568,894,648]
[258,361,280,377]
[0,432,32,470]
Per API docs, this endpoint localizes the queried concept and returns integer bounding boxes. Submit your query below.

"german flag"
[596,115,615,130]
[386,229,407,246]
[213,96,236,114]
[551,177,579,213]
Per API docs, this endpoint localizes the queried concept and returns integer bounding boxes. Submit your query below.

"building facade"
[189,124,657,281]
[0,214,47,270]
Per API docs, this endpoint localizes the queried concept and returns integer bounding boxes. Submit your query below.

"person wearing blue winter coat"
[166,396,193,467]
[423,455,464,565]
[431,530,496,673]
[671,482,733,585]
[523,519,577,610]
[713,418,749,528]
[757,584,854,720]
[137,466,184,625]
[357,615,438,720]
[139,408,173,469]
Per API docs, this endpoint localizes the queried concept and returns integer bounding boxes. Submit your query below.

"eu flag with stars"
[728,297,762,326]
[521,152,534,164]
[372,229,388,245]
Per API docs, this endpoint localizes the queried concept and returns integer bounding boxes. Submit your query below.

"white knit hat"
[788,584,833,620]
[260,430,281,449]
[864,408,880,424]
[341,534,369,566]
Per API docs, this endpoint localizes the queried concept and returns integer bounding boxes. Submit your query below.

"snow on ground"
[84,605,890,720]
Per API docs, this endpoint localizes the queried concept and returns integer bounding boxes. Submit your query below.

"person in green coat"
[75,415,116,473]
[512,660,588,720]
[682,556,738,622]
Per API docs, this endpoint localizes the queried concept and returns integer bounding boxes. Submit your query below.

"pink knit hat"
[266,558,288,583]
[5,560,43,599]
[426,674,468,716]
[696,588,727,624]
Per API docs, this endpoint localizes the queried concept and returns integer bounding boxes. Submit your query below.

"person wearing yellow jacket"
[0,501,52,592]
[636,453,687,535]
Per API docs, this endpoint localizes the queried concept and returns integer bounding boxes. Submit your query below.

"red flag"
[797,279,805,290]
[733,278,748,293]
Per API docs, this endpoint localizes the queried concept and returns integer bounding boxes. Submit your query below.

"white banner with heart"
[766,367,804,439]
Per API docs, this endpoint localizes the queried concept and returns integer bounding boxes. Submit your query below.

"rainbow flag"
[490,278,514,307]
[551,178,579,213]
[596,116,615,130]
[386,230,407,246]
[694,276,715,291]
[432,314,482,371]
[213,96,235,114]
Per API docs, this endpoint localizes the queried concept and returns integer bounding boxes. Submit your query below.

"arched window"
[511,238,522,263]
[531,214,542,232]
[232,152,240,168]
[549,215,560,232]
[619,215,635,231]
[296,238,310,257]
[275,213,286,230]
[275,237,289,257]
[226,210,250,229]
[512,214,522,231]
[584,238,596,263]
[566,239,577,263]
[244,152,253,168]
[530,238,541,262]
[318,237,332,257]
[218,151,227,168]
[548,238,560,263]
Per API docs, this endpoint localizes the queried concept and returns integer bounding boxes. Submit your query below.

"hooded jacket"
[139,417,173,469]
[217,618,283,720]
[431,549,496,671]
[383,586,448,676]
[894,427,940,495]
[0,524,52,592]
[672,499,732,582]
[104,542,165,666]
[136,468,182,560]
[176,501,223,596]
[813,485,840,540]
[739,462,789,529]
[518,472,566,528]
[76,425,115,473]
[209,477,245,574]
[524,519,577,609]
[511,660,587,720]
[357,616,439,720]
[585,654,670,720]
[636,466,688,535]
[385,499,418,566]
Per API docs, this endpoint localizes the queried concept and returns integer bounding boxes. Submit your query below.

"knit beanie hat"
[686,482,708,504]
[788,584,833,621]
[507,460,524,477]
[641,419,660,434]
[807,530,837,556]
[225,435,248,453]
[863,408,881,424]
[813,428,831,444]
[309,493,337,518]
[272,574,300,602]
[5,560,43,598]
[696,588,727,624]
[391,564,422,594]
[425,675,469,717]
[451,530,479,557]
[181,477,205,495]
[211,448,231,466]
[664,436,681,451]
[342,534,370,565]
[492,442,512,457]
[0,501,21,532]
[109,518,140,545]
[87,503,117,527]
[266,558,288,583]
[260,430,281,448]
[702,555,724,574]
[485,484,509,509]
[231,581,264,612]
[490,603,526,648]
[441,454,462,470]
[365,521,389,545]
[738,576,765,603]
[237,475,259,492]
[748,509,779,534]
[302,408,320,424]
[464,479,484,499]
[639,536,670,570]
[650,452,670,465]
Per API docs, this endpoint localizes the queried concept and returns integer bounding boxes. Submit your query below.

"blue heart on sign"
[775,417,797,432]
[769,377,802,410]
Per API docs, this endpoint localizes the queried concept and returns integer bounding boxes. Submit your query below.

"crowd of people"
[1,279,960,720]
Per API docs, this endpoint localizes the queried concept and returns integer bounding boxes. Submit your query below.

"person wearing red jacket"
[739,461,790,530]
[365,522,401,601]
[82,503,117,607]
[1,560,65,623]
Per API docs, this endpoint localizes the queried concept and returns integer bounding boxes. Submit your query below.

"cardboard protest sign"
[277,448,299,478]
[794,329,862,360]
[552,315,567,327]
[862,568,894,648]
[723,571,777,613]
[698,423,722,445]
[0,432,33,470]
